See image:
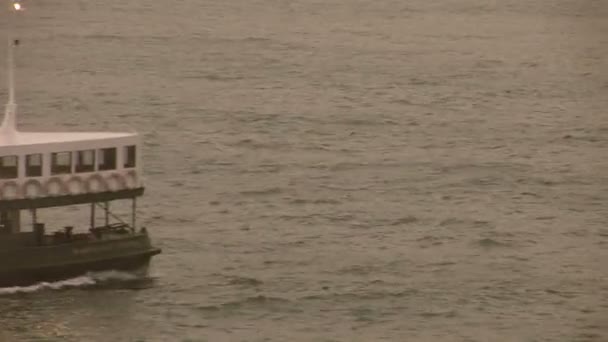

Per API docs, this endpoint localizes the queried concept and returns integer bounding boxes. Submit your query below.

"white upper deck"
[0,130,139,155]
[0,129,143,201]
[0,131,135,147]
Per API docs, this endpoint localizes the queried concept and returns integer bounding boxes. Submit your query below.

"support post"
[104,202,109,227]
[90,202,96,229]
[131,197,136,232]
[1,210,21,233]
[2,3,22,135]
[34,223,44,246]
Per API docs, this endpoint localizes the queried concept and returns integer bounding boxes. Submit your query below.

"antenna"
[1,0,23,135]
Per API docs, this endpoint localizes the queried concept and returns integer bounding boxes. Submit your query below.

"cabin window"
[124,145,136,168]
[26,154,42,177]
[0,155,18,179]
[98,148,116,171]
[51,152,72,175]
[75,150,95,173]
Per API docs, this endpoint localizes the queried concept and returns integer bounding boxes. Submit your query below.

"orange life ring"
[124,171,138,189]
[86,174,107,193]
[23,179,45,198]
[45,177,68,196]
[106,173,126,192]
[1,181,20,200]
[67,176,85,195]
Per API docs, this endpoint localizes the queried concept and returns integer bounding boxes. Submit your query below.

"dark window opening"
[76,150,95,173]
[124,145,136,168]
[0,155,18,179]
[51,152,72,175]
[26,154,42,177]
[98,148,116,171]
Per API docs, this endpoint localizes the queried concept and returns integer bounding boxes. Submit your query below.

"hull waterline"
[0,233,161,287]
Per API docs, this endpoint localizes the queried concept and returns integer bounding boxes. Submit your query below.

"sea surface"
[0,0,607,341]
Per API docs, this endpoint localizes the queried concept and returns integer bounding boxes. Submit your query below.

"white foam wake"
[89,269,141,282]
[0,270,143,295]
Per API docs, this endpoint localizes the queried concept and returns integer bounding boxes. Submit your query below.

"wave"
[227,276,264,287]
[476,238,510,248]
[289,198,341,205]
[419,309,458,318]
[240,187,284,196]
[0,270,146,295]
[196,295,291,312]
[197,289,421,314]
[389,216,418,225]
[302,289,418,302]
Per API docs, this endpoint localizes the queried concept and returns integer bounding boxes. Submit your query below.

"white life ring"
[23,179,45,198]
[1,181,20,200]
[45,177,67,196]
[106,173,125,192]
[67,176,85,195]
[125,171,138,189]
[86,174,107,193]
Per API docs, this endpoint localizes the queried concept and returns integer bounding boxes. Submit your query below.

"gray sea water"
[0,0,607,341]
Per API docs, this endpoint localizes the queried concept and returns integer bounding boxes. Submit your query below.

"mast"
[1,0,22,135]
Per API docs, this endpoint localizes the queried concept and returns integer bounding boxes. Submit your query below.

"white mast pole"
[2,0,22,134]
[8,38,14,105]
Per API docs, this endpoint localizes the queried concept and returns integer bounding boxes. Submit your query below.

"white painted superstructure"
[0,0,143,201]
[0,131,143,200]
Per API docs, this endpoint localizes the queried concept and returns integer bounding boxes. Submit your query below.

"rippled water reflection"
[0,0,607,341]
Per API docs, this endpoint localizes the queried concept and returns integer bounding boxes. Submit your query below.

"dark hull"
[0,233,161,288]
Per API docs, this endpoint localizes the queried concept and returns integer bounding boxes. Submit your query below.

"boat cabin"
[0,131,142,201]
[0,131,145,235]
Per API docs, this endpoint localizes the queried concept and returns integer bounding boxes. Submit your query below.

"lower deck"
[0,222,142,250]
[0,192,160,287]
[0,232,160,287]
[0,226,160,284]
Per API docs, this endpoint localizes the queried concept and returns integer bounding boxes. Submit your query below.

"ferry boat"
[0,0,161,287]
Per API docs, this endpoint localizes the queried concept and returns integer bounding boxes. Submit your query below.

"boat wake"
[0,270,151,295]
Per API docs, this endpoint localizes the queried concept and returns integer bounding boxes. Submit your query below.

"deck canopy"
[0,131,138,154]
